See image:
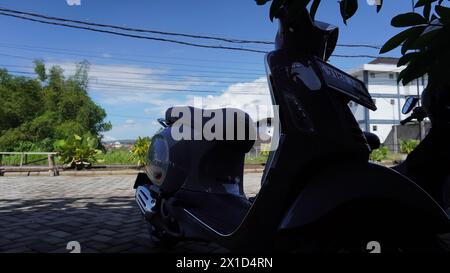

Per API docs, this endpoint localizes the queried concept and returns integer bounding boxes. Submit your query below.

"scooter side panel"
[279,162,449,233]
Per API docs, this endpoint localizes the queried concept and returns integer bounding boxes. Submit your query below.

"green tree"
[0,60,111,152]
[33,59,47,82]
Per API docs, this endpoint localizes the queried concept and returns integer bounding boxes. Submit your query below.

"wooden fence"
[0,152,59,176]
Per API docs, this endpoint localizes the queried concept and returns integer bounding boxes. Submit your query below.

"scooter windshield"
[314,58,377,111]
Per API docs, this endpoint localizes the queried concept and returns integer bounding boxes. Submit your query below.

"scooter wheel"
[146,222,179,249]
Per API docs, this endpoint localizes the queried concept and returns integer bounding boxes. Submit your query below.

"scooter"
[134,5,450,252]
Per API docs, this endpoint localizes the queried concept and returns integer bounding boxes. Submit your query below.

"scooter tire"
[145,221,179,249]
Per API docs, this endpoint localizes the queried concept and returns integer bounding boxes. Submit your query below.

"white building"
[348,57,427,143]
[248,118,274,156]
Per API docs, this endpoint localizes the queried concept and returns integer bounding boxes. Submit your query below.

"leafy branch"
[255,0,450,94]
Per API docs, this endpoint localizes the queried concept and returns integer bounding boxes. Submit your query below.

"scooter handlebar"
[400,116,414,125]
[400,107,427,125]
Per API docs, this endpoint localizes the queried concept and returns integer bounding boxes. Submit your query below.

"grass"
[0,149,138,166]
[0,154,62,166]
[245,154,268,165]
[97,149,138,165]
[97,150,269,165]
[0,150,291,167]
[387,152,406,162]
[1,149,405,167]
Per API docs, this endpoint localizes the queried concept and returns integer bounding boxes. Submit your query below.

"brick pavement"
[0,174,262,253]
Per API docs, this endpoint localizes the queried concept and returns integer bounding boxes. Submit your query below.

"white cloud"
[45,60,273,137]
[66,0,81,6]
[124,119,136,127]
[106,120,157,140]
[183,77,273,121]
[102,135,116,142]
[46,62,195,105]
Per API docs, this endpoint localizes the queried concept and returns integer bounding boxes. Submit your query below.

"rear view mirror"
[402,96,419,114]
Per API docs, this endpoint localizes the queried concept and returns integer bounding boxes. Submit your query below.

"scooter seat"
[165,106,256,153]
[176,189,251,235]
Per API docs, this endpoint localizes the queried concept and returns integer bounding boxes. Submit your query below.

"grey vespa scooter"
[134,4,449,252]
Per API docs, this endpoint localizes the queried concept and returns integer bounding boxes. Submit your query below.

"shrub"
[130,136,151,166]
[54,133,102,169]
[369,146,389,162]
[400,139,420,154]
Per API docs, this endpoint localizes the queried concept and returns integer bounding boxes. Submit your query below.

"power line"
[5,70,267,87]
[5,71,270,96]
[0,45,265,73]
[0,15,392,60]
[89,83,269,96]
[0,11,269,54]
[331,54,387,59]
[89,78,266,89]
[0,43,264,65]
[107,114,156,121]
[0,50,395,83]
[0,44,390,73]
[0,7,274,45]
[0,52,265,76]
[0,7,383,50]
[1,64,261,81]
[337,44,381,50]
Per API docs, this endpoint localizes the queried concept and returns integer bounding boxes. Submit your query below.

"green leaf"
[398,55,430,85]
[310,0,321,20]
[415,0,437,8]
[401,26,426,54]
[269,0,287,21]
[285,0,311,24]
[423,3,432,20]
[74,134,82,141]
[376,0,383,13]
[411,27,441,49]
[380,26,426,54]
[339,0,358,25]
[255,0,271,5]
[54,139,66,149]
[391,12,427,27]
[436,5,450,22]
[397,52,419,66]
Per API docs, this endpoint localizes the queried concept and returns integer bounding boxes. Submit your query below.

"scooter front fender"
[279,162,449,233]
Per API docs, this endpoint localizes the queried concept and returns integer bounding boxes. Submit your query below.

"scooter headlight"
[145,135,169,186]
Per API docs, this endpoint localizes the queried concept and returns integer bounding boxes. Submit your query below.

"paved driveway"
[0,173,262,253]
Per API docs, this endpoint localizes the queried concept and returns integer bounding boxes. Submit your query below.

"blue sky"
[0,0,414,140]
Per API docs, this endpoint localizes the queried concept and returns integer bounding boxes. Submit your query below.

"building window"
[390,99,395,105]
[370,72,376,78]
[389,73,394,79]
[372,125,378,131]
